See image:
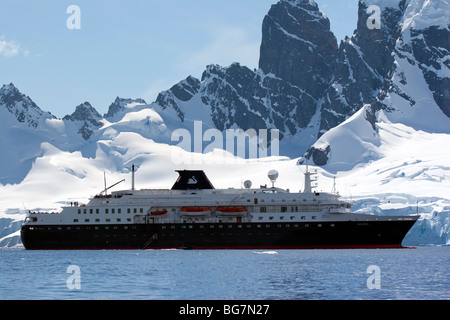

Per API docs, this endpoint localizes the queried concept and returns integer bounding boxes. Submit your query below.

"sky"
[0,0,358,118]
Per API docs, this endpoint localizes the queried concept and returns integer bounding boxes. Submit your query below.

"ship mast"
[302,165,317,193]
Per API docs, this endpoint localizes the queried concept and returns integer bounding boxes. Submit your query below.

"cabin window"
[118,208,121,214]
[89,209,93,214]
[85,219,89,222]
[95,219,100,222]
[116,218,121,222]
[105,218,110,222]
[140,208,144,213]
[73,219,79,222]
[260,206,267,213]
[134,208,137,213]
[78,209,81,214]
[83,209,86,214]
[105,209,109,214]
[112,208,115,214]
[127,208,131,214]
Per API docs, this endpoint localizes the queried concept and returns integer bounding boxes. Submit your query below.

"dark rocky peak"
[155,76,202,122]
[63,102,101,123]
[355,0,406,79]
[169,76,201,102]
[63,102,102,141]
[369,0,450,119]
[104,97,147,119]
[0,83,54,128]
[317,0,407,136]
[408,26,450,118]
[258,0,338,98]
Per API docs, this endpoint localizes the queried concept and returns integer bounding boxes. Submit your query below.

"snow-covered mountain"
[306,0,450,166]
[1,0,449,247]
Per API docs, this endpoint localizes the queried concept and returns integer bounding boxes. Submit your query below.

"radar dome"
[243,180,252,189]
[268,170,279,182]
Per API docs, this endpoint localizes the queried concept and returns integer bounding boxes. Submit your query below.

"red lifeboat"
[179,207,211,216]
[215,206,247,216]
[150,209,168,216]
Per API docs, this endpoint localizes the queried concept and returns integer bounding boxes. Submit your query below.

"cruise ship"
[20,167,419,250]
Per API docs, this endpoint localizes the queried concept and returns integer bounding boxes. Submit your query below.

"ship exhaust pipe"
[132,164,135,191]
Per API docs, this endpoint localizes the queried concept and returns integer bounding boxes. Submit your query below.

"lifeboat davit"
[179,207,211,216]
[215,206,247,216]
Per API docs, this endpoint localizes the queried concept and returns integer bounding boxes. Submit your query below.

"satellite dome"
[243,180,252,189]
[268,170,279,182]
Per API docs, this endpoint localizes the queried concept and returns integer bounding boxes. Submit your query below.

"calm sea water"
[0,247,448,300]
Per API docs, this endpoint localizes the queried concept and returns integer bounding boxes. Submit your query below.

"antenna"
[131,164,135,191]
[331,176,336,194]
[104,172,107,196]
[100,171,125,196]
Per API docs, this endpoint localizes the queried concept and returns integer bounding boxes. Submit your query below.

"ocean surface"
[0,246,448,300]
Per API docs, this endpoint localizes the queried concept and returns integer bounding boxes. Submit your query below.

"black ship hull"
[21,219,417,250]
